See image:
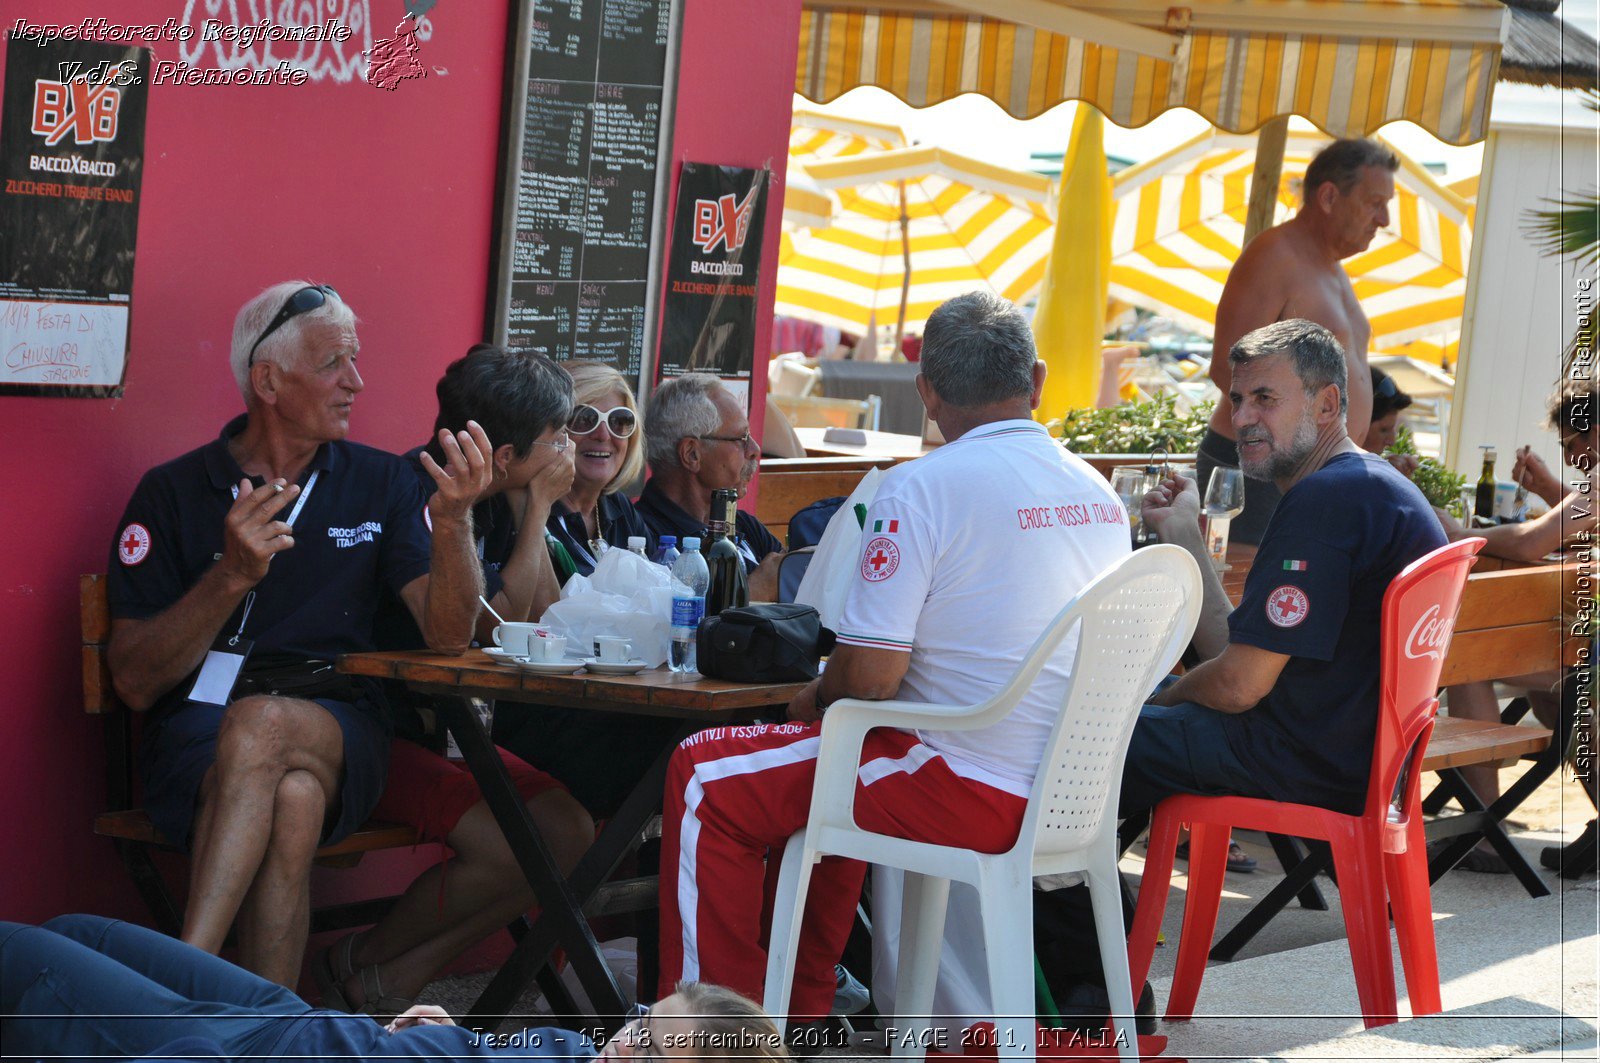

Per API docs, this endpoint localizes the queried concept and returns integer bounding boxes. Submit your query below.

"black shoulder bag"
[696,604,836,683]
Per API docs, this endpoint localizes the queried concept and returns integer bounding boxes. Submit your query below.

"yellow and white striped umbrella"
[789,105,908,162]
[775,145,1055,336]
[1108,128,1473,352]
[782,160,837,232]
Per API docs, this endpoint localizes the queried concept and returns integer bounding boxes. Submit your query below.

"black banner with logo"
[0,36,150,397]
[657,162,769,382]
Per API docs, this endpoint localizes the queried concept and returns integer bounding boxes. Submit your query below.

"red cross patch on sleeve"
[861,536,900,582]
[118,523,151,566]
[1266,585,1310,628]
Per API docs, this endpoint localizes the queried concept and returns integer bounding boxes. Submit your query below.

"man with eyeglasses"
[636,373,785,600]
[104,281,491,985]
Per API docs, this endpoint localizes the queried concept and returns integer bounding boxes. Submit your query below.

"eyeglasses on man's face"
[698,432,755,449]
[248,285,339,367]
[569,404,638,438]
[528,429,571,452]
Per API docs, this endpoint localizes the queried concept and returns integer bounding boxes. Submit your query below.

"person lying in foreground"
[1,914,788,1062]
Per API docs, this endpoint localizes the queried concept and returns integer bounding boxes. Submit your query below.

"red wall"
[0,0,800,924]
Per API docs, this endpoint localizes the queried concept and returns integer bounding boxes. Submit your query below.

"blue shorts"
[1118,701,1275,817]
[139,696,389,853]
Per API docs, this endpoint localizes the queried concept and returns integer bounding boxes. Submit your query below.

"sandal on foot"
[313,932,361,1011]
[354,964,415,1021]
[1174,839,1258,874]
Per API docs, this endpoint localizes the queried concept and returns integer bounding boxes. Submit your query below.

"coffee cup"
[529,635,567,662]
[492,622,541,656]
[594,636,632,663]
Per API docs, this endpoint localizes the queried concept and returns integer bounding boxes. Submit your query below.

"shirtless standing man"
[1196,138,1398,544]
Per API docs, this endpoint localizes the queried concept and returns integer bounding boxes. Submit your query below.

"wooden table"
[339,649,804,1030]
[795,426,938,460]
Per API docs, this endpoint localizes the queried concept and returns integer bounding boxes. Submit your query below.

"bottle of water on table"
[670,537,710,674]
[653,534,680,572]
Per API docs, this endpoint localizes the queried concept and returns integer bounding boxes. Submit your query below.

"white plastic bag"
[539,548,674,666]
[794,466,884,630]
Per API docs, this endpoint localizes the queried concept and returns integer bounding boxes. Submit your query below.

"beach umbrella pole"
[1243,116,1290,246]
[895,178,910,359]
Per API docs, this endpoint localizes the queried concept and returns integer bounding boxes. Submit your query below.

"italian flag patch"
[1283,560,1308,571]
[873,519,900,533]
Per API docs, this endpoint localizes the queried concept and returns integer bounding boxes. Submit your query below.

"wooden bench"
[82,574,423,935]
[754,455,899,544]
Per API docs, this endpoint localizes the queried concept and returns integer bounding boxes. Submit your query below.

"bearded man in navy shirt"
[1130,318,1445,815]
[1041,319,1445,1028]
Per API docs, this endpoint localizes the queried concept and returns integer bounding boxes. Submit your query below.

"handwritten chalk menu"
[0,36,150,397]
[490,0,676,378]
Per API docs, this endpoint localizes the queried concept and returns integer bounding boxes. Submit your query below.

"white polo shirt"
[835,419,1131,796]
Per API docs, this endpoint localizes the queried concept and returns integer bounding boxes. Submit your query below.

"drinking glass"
[1202,467,1246,568]
[1110,467,1149,545]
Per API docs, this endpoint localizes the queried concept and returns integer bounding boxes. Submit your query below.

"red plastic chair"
[1126,537,1484,1029]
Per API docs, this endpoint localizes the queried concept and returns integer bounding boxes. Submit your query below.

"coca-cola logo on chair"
[1404,603,1456,661]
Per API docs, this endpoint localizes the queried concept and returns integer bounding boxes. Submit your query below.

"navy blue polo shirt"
[635,478,783,573]
[546,493,652,577]
[107,416,434,710]
[1223,451,1446,812]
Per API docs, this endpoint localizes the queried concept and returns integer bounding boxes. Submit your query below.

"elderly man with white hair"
[635,372,785,600]
[105,282,490,984]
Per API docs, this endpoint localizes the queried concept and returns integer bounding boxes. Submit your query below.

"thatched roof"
[1499,0,1599,89]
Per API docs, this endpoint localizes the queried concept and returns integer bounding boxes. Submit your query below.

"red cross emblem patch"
[118,523,151,566]
[861,536,900,582]
[1266,584,1310,628]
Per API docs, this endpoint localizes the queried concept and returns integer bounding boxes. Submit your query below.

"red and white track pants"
[656,721,1027,1019]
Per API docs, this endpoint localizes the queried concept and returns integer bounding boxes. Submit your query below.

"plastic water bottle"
[670,537,710,673]
[653,535,680,571]
[627,535,649,558]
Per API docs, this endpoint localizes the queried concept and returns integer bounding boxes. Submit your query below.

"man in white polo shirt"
[655,291,1130,1025]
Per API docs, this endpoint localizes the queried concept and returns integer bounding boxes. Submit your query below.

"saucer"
[514,657,586,675]
[482,647,524,665]
[580,657,649,675]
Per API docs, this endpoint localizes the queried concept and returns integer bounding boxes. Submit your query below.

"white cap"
[683,537,702,550]
[628,536,647,550]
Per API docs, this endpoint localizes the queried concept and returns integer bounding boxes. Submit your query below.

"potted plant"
[1048,394,1212,478]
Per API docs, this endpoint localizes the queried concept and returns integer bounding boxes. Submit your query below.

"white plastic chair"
[762,545,1201,1061]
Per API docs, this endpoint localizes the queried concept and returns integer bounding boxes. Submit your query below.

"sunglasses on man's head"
[248,285,339,367]
[1373,374,1398,400]
[569,404,637,438]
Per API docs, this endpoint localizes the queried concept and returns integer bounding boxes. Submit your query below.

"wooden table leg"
[435,695,629,1029]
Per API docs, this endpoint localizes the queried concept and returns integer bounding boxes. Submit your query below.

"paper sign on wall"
[0,35,150,397]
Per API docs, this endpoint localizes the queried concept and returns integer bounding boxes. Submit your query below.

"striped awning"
[797,1,1506,146]
[775,146,1055,335]
[1108,128,1473,353]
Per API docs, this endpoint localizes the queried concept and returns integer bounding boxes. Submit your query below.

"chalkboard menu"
[490,0,678,382]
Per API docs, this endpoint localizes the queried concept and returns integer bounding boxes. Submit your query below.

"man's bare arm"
[402,424,494,655]
[1208,240,1292,422]
[787,644,910,723]
[1451,488,1597,563]
[1140,475,1233,659]
[107,479,300,709]
[1149,642,1289,714]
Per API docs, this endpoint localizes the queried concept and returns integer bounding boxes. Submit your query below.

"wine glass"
[1202,468,1246,567]
[1109,467,1149,546]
